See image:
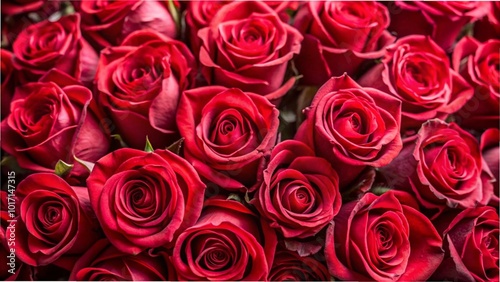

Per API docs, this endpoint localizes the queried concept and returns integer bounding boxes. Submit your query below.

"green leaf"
[111,134,128,148]
[370,186,392,196]
[227,193,243,203]
[167,0,181,33]
[55,160,74,177]
[166,138,184,155]
[73,155,95,173]
[144,136,154,153]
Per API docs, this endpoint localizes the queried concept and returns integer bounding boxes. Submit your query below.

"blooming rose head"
[198,1,303,101]
[293,1,395,86]
[73,0,177,50]
[269,248,330,281]
[176,86,279,192]
[325,190,444,281]
[295,74,402,187]
[12,14,98,86]
[70,239,176,281]
[1,70,110,181]
[252,140,342,239]
[358,35,473,131]
[474,2,500,41]
[480,128,500,207]
[7,173,100,268]
[452,37,500,130]
[96,30,196,149]
[87,148,206,254]
[172,197,277,281]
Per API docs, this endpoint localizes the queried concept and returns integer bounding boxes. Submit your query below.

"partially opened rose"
[87,148,206,254]
[176,86,279,191]
[293,1,395,86]
[269,248,330,281]
[198,1,303,101]
[325,190,444,281]
[295,74,402,187]
[172,198,277,281]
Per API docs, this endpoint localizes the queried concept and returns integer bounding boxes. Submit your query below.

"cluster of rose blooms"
[0,0,499,281]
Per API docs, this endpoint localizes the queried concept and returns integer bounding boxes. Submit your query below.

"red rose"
[452,37,500,130]
[387,1,489,51]
[73,0,177,50]
[87,148,206,255]
[96,30,196,149]
[1,70,110,181]
[198,1,303,101]
[12,14,98,86]
[70,239,176,281]
[481,128,500,207]
[432,207,499,282]
[269,248,330,281]
[381,120,486,217]
[358,35,473,130]
[295,74,402,187]
[172,198,277,281]
[7,173,100,268]
[176,86,279,191]
[252,140,342,238]
[293,1,395,86]
[325,190,444,281]
[1,0,59,16]
[474,2,500,41]
[1,49,16,119]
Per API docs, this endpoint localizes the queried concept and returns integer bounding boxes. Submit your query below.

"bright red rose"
[8,173,100,268]
[452,37,500,130]
[73,0,177,50]
[358,35,473,131]
[252,140,342,239]
[198,1,303,102]
[0,70,110,181]
[70,239,176,281]
[87,148,206,255]
[293,1,395,86]
[387,1,489,51]
[96,30,196,149]
[11,14,98,86]
[269,247,330,281]
[480,128,500,207]
[474,2,500,41]
[176,86,279,192]
[172,198,277,281]
[1,49,16,119]
[325,191,444,281]
[295,74,402,187]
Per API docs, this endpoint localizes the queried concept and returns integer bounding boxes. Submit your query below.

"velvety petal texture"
[269,247,330,281]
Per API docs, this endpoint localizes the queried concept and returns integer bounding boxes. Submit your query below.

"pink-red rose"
[474,2,500,41]
[481,128,500,207]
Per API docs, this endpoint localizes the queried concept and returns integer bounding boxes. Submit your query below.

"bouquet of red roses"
[1,1,498,281]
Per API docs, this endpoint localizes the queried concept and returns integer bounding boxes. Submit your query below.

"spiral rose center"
[281,181,316,214]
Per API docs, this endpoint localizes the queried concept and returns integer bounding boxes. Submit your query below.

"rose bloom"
[70,239,175,281]
[1,49,16,119]
[474,2,500,41]
[252,140,342,239]
[293,1,395,86]
[73,0,177,50]
[325,190,444,281]
[87,148,206,255]
[295,74,402,187]
[358,35,473,131]
[480,128,500,207]
[1,70,110,181]
[96,30,196,149]
[452,37,500,130]
[11,14,98,86]
[432,207,499,282]
[269,248,330,281]
[387,1,489,51]
[176,86,279,192]
[172,197,277,281]
[1,0,59,16]
[198,1,303,101]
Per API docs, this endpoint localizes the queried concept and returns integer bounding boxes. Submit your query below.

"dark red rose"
[12,14,98,86]
[452,37,500,130]
[172,198,277,281]
[252,140,341,239]
[474,2,500,41]
[432,207,499,282]
[7,173,100,268]
[381,119,487,217]
[293,1,395,86]
[198,1,303,102]
[73,0,177,50]
[1,49,16,119]
[295,74,402,187]
[96,30,196,149]
[70,239,175,281]
[1,0,59,16]
[358,35,473,131]
[1,70,110,181]
[176,86,279,191]
[325,190,444,281]
[87,148,206,255]
[481,128,500,207]
[269,248,330,281]
[387,1,489,51]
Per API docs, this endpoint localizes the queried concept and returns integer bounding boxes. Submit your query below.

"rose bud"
[293,1,395,86]
[269,248,330,281]
[480,128,500,207]
[325,190,444,281]
[474,2,500,42]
